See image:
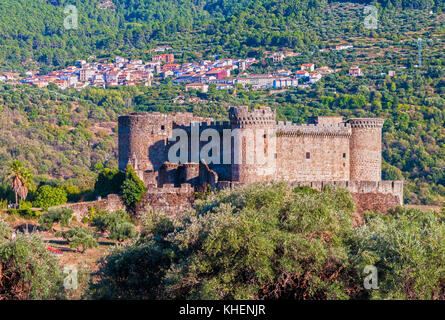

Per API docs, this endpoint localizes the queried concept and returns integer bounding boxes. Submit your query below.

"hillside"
[0,2,443,206]
[0,0,443,72]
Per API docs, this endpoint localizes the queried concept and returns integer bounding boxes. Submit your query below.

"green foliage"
[8,159,32,205]
[34,185,68,210]
[91,209,136,241]
[38,207,73,231]
[141,208,175,238]
[121,165,146,209]
[0,217,13,239]
[92,183,358,299]
[63,226,98,253]
[19,200,33,210]
[87,206,96,224]
[170,183,356,299]
[91,183,445,300]
[0,199,7,209]
[110,222,137,242]
[89,238,175,299]
[94,168,125,198]
[0,234,64,299]
[350,207,445,299]
[6,208,40,219]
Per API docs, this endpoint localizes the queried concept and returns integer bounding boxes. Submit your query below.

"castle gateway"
[118,106,403,215]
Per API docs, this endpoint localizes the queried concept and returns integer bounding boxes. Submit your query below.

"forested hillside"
[0,0,443,72]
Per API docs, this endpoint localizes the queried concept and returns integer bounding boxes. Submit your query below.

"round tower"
[347,118,385,181]
[118,112,172,184]
[229,106,277,183]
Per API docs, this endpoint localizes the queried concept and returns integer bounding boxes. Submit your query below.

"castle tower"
[118,112,173,185]
[229,106,277,183]
[347,118,385,181]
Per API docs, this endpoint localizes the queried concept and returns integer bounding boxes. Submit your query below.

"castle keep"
[118,106,403,215]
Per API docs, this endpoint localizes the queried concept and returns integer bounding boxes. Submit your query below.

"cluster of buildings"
[19,56,156,89]
[1,45,359,91]
[174,59,331,91]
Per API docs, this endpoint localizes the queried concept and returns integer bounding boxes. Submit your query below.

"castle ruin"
[118,106,403,215]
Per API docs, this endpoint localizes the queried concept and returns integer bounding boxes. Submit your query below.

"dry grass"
[406,204,442,213]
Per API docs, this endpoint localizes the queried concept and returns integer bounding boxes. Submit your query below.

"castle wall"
[119,112,213,186]
[284,180,402,213]
[117,107,403,217]
[118,112,173,184]
[276,135,351,182]
[49,194,126,220]
[275,123,351,182]
[136,184,195,219]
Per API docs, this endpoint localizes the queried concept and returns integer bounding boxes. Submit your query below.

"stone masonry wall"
[50,194,126,220]
[136,184,195,219]
[290,180,403,212]
[275,126,351,182]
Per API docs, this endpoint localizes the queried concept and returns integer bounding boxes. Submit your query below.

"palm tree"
[9,160,31,208]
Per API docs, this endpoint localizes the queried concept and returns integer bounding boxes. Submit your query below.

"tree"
[63,226,98,253]
[121,165,146,210]
[91,183,358,300]
[34,185,68,210]
[92,183,445,300]
[91,210,136,241]
[38,207,73,231]
[94,168,125,197]
[0,217,13,239]
[9,160,31,208]
[0,233,64,299]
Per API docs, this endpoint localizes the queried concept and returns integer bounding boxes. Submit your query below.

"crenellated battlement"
[229,106,276,126]
[276,121,351,137]
[346,118,385,128]
[200,120,231,129]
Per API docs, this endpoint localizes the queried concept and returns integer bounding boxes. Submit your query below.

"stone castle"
[118,106,403,215]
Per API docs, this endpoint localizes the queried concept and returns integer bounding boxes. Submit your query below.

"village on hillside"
[0,45,363,91]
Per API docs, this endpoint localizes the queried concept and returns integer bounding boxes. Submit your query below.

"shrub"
[0,234,64,299]
[110,222,137,242]
[0,217,13,239]
[89,238,176,299]
[121,165,146,209]
[92,210,136,241]
[141,208,174,238]
[92,183,357,300]
[34,185,68,210]
[94,168,125,197]
[18,208,40,219]
[63,226,98,253]
[0,199,7,209]
[38,207,73,231]
[19,200,33,210]
[350,207,445,299]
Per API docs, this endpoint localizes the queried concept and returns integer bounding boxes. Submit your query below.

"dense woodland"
[0,0,443,72]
